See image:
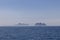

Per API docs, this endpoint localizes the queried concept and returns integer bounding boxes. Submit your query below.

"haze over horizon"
[0,0,60,26]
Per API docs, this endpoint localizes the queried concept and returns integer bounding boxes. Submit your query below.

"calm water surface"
[0,26,60,40]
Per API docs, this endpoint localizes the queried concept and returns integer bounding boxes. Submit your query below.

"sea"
[0,26,60,40]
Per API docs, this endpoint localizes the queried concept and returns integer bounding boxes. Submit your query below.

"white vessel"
[16,23,29,26]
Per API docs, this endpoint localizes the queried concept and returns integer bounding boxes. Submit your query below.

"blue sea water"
[0,26,60,40]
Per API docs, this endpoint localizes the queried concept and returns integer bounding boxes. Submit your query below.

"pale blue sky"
[0,0,60,26]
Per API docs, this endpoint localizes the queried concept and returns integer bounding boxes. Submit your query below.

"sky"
[0,0,60,26]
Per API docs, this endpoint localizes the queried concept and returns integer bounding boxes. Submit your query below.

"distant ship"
[35,22,46,26]
[16,23,29,26]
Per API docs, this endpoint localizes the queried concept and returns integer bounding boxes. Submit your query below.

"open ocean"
[0,26,60,40]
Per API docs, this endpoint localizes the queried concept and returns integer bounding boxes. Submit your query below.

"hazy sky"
[0,0,60,26]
